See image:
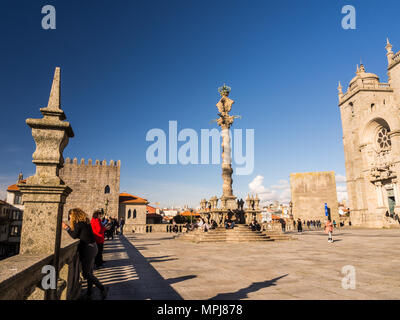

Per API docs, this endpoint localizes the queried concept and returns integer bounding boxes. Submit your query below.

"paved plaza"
[89,229,400,300]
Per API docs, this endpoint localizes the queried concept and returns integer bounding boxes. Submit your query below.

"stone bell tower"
[338,39,400,228]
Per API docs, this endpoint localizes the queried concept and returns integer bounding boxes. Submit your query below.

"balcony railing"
[0,234,80,300]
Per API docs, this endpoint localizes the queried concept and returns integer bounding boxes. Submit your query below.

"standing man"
[119,217,125,235]
[297,218,302,233]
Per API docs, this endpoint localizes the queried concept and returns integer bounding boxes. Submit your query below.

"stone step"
[177,225,296,242]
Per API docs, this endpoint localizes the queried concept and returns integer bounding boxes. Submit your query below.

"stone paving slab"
[88,229,400,300]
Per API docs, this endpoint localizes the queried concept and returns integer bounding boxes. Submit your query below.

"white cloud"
[248,175,291,204]
[335,174,347,183]
[335,173,348,202]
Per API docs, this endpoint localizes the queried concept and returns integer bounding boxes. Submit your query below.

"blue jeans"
[225,221,235,229]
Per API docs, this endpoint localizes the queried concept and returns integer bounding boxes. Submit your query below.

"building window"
[105,185,110,194]
[133,209,137,219]
[14,195,22,205]
[11,211,21,220]
[376,127,391,150]
[349,102,354,116]
[10,226,20,236]
[128,209,131,219]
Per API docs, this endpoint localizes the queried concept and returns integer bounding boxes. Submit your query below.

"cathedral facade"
[338,40,400,227]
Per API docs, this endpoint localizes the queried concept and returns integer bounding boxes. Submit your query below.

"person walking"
[325,219,334,243]
[91,210,106,268]
[297,218,302,233]
[280,219,286,233]
[119,217,125,235]
[114,217,119,235]
[62,208,108,300]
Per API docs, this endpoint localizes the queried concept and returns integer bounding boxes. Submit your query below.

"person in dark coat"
[119,218,125,235]
[297,218,302,233]
[62,208,108,299]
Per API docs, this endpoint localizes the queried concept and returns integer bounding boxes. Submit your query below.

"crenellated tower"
[59,158,121,220]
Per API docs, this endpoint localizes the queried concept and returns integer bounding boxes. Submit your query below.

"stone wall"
[59,158,120,220]
[0,234,81,300]
[290,171,339,222]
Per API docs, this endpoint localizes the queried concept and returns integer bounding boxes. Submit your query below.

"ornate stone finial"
[17,172,23,183]
[23,67,74,185]
[386,38,394,65]
[218,83,231,97]
[386,38,392,49]
[18,67,74,256]
[47,67,61,109]
[338,81,343,96]
[359,64,365,73]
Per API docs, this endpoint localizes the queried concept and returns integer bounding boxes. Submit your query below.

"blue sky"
[0,0,399,207]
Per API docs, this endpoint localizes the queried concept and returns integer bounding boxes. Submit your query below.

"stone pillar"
[18,68,74,298]
[375,182,384,207]
[216,85,237,210]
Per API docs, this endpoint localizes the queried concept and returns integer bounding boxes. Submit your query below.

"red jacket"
[91,218,105,244]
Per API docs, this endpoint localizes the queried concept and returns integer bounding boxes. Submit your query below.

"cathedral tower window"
[376,127,391,150]
[105,185,110,194]
[349,102,354,117]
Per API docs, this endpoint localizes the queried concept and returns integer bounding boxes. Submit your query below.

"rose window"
[376,127,391,150]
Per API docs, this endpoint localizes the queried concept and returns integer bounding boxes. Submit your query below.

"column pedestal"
[19,184,72,255]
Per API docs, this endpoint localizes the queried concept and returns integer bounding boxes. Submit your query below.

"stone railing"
[0,234,81,300]
[393,51,400,61]
[131,224,186,234]
[262,221,283,233]
[340,81,392,104]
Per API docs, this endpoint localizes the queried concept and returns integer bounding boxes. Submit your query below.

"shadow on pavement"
[86,235,196,300]
[209,274,288,300]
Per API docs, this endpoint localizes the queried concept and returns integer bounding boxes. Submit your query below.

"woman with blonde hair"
[62,208,108,299]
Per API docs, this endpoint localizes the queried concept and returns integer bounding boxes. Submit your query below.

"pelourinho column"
[216,84,237,210]
[18,67,74,256]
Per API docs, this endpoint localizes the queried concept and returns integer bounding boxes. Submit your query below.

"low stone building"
[290,171,339,222]
[6,174,25,211]
[0,200,23,260]
[119,193,149,226]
